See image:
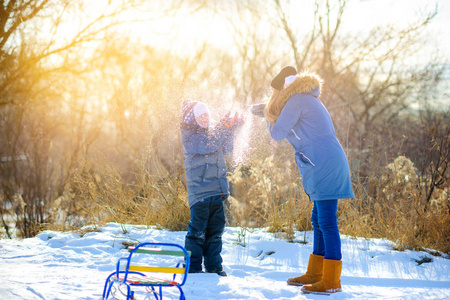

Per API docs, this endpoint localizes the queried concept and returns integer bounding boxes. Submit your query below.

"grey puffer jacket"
[181,124,234,208]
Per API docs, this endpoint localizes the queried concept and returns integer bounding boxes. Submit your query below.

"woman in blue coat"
[251,66,354,294]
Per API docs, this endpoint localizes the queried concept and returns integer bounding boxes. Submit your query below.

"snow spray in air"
[231,108,255,167]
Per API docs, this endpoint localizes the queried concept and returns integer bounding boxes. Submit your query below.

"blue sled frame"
[102,242,190,300]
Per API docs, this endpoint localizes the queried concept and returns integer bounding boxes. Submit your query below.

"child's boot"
[287,254,323,286]
[301,259,342,294]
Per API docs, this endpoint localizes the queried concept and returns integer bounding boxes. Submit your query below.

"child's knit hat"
[182,100,210,126]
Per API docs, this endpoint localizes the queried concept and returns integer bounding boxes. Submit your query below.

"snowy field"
[0,223,449,300]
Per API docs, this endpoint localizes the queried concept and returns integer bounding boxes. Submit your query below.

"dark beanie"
[270,66,297,90]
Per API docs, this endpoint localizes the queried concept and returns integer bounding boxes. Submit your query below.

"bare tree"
[0,0,162,237]
[407,108,450,205]
[260,0,445,165]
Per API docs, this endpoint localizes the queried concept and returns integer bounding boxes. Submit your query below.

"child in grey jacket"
[181,100,243,276]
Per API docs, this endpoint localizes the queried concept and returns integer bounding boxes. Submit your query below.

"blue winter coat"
[181,125,234,208]
[269,87,354,201]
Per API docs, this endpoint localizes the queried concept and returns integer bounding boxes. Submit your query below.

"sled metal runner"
[102,242,190,300]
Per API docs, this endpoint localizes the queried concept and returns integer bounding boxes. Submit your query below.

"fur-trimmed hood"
[278,72,322,102]
[265,72,323,123]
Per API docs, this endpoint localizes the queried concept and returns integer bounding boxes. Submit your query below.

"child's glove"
[221,112,244,130]
[233,112,245,129]
[221,112,233,129]
[250,103,266,118]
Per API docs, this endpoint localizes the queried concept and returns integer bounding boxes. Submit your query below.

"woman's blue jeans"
[311,200,342,260]
[185,195,226,273]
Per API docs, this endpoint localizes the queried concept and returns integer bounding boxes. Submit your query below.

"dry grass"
[228,155,313,241]
[49,153,449,254]
[69,153,190,232]
[230,155,449,253]
[339,156,450,253]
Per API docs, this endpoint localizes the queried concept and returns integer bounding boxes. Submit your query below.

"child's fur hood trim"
[278,72,322,102]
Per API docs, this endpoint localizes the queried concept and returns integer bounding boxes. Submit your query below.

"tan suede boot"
[301,259,342,294]
[286,254,323,286]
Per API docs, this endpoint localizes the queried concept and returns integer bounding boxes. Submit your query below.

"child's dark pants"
[185,195,226,273]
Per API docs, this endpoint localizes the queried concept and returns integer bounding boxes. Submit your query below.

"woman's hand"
[250,103,266,118]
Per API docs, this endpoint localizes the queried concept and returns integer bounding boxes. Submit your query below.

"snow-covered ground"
[0,223,449,300]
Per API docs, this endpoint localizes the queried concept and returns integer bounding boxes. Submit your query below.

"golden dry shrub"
[228,155,312,240]
[70,153,190,231]
[339,155,449,253]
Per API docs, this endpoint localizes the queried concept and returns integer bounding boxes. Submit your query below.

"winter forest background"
[0,0,449,255]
